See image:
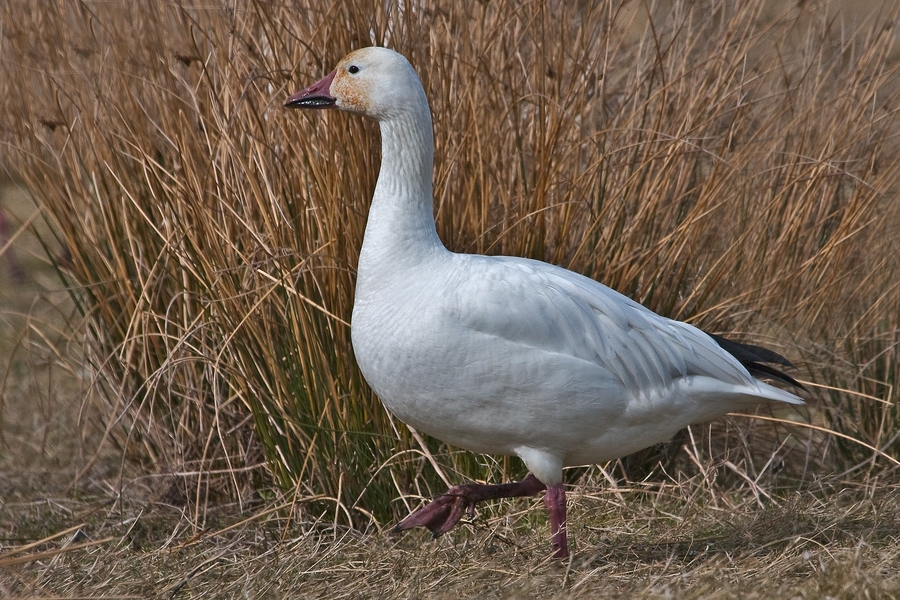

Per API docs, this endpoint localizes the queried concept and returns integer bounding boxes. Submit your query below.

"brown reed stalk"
[1,0,898,527]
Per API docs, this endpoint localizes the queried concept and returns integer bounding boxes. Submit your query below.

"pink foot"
[545,482,569,559]
[394,473,547,537]
[395,474,572,559]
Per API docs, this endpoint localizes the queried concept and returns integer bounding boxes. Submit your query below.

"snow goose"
[284,47,804,559]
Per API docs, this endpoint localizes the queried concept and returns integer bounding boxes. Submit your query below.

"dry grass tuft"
[1,0,899,555]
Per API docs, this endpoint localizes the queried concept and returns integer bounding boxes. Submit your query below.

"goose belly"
[351,312,636,458]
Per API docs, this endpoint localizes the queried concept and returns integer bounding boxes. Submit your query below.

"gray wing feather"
[454,255,754,398]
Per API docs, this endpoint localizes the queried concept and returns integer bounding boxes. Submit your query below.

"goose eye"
[348,65,359,74]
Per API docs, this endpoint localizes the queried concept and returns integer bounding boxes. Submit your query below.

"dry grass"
[2,0,900,596]
[1,462,899,597]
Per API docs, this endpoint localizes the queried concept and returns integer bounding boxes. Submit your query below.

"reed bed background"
[1,0,899,543]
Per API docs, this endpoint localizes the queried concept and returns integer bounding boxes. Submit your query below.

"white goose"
[285,47,804,559]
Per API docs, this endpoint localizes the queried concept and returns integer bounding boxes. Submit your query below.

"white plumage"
[285,46,803,558]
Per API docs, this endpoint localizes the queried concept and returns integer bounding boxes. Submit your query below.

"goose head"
[284,47,427,122]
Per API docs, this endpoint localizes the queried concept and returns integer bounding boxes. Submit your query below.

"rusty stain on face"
[331,50,372,114]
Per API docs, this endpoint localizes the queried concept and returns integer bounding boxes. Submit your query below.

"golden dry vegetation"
[1,0,900,597]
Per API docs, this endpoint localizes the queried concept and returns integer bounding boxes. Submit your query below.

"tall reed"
[1,0,898,526]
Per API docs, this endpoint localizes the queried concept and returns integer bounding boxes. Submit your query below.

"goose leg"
[544,482,568,559]
[394,473,546,537]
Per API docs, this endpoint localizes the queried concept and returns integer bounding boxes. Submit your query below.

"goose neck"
[360,108,445,268]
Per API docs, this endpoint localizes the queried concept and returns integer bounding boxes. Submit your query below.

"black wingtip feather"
[705,332,806,392]
[743,361,807,391]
